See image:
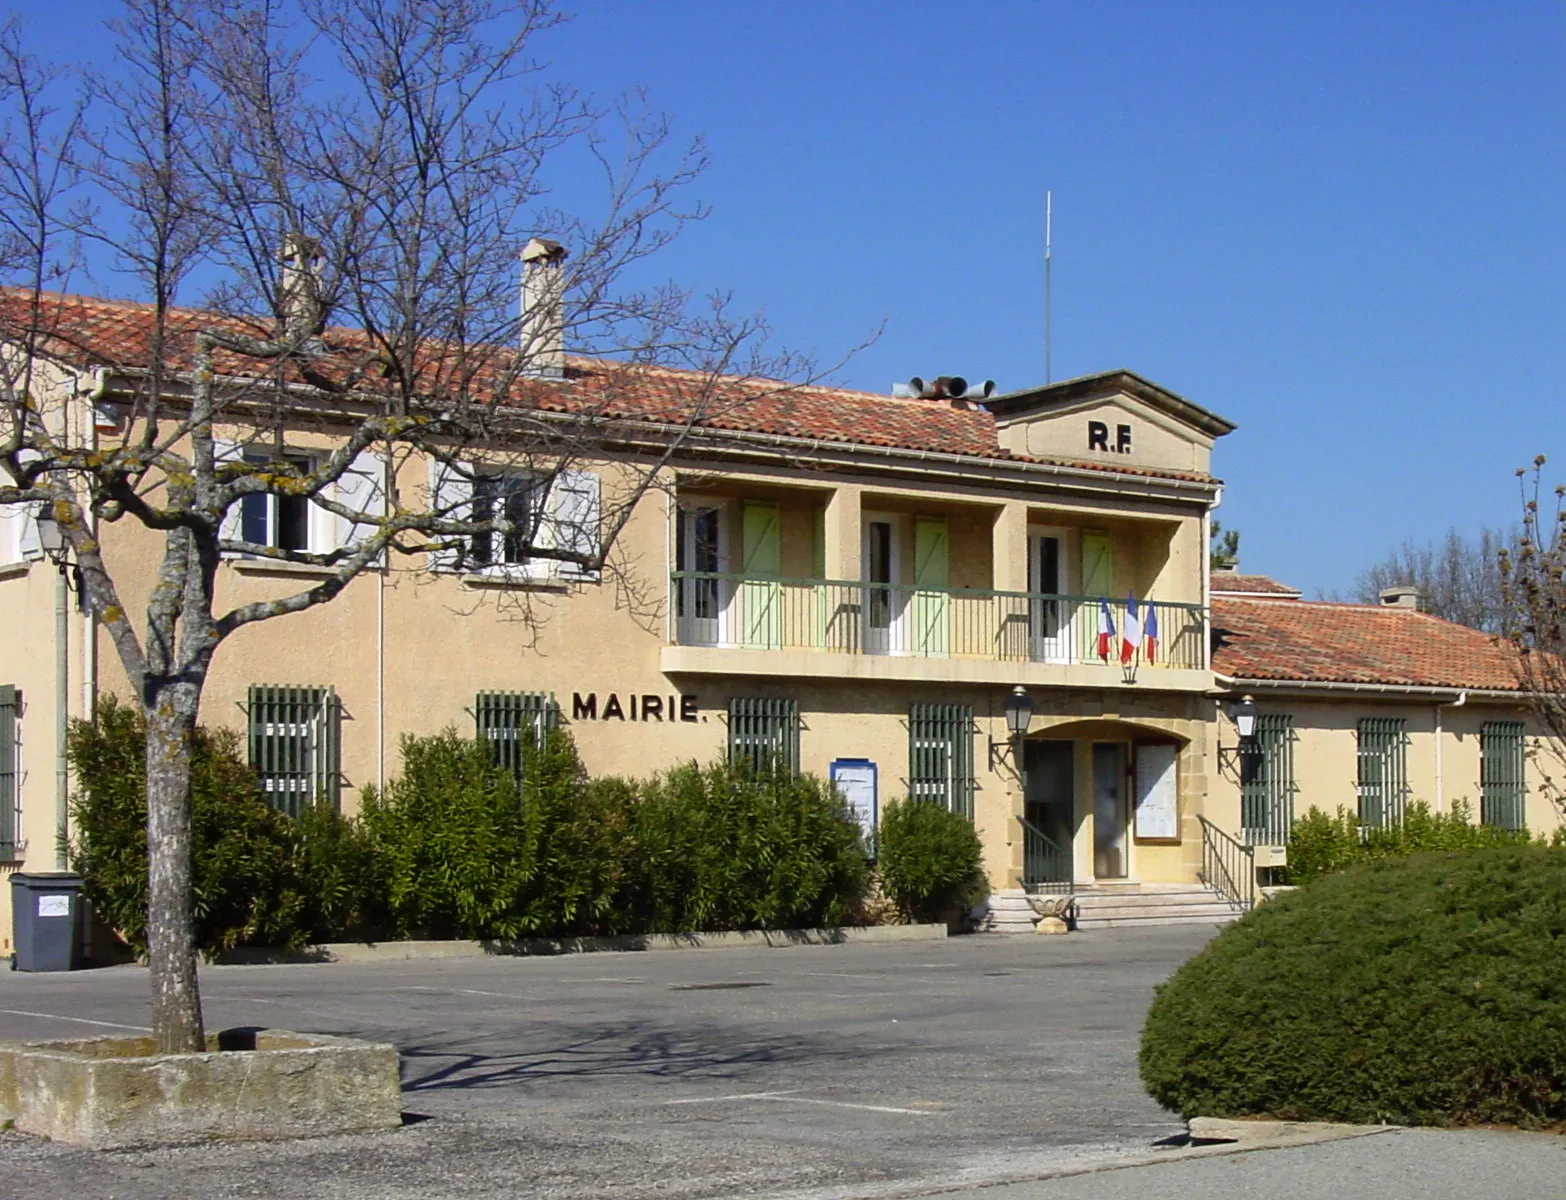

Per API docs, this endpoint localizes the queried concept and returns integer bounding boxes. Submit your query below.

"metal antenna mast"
[1044,191,1053,385]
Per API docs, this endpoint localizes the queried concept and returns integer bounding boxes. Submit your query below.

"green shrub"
[1283,800,1533,884]
[876,799,987,923]
[68,697,308,955]
[1140,846,1566,1127]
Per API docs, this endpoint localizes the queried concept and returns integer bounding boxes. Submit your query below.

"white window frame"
[429,458,601,583]
[675,499,731,645]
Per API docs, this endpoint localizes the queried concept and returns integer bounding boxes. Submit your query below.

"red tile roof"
[1212,595,1523,692]
[1,290,1215,484]
[1210,573,1302,597]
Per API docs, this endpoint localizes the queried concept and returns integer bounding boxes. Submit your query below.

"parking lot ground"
[0,927,1219,1199]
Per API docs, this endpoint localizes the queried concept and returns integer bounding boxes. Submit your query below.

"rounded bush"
[876,799,987,923]
[1140,847,1566,1127]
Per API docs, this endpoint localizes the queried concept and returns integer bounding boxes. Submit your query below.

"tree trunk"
[144,683,205,1053]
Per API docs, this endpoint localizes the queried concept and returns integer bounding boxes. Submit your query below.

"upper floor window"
[470,472,541,568]
[430,461,600,579]
[241,452,314,552]
[1356,717,1408,829]
[1480,720,1526,830]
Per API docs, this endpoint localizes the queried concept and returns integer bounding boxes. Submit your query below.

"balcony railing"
[669,572,1206,671]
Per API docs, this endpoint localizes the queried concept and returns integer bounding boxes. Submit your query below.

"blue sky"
[10,2,1564,596]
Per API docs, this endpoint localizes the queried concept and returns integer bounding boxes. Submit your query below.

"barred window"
[1240,713,1295,845]
[1357,717,1408,829]
[728,697,800,774]
[476,691,560,777]
[247,685,341,816]
[909,702,974,818]
[0,685,20,859]
[1480,720,1527,830]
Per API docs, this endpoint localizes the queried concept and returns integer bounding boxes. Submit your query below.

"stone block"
[0,1028,401,1149]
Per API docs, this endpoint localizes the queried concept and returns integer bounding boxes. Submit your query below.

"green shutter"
[909,702,974,819]
[1240,713,1295,844]
[912,517,949,657]
[1357,717,1408,829]
[476,691,560,778]
[1480,720,1526,830]
[0,685,17,858]
[740,501,782,649]
[248,685,341,816]
[728,697,800,774]
[1081,531,1114,598]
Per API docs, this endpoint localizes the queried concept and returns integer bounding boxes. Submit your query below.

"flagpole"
[1044,190,1053,385]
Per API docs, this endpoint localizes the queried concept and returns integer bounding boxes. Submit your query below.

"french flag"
[1097,599,1116,661]
[1122,594,1143,665]
[1144,602,1159,664]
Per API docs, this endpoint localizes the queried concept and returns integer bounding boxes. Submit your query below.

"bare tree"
[0,0,833,1050]
[1499,459,1566,814]
[1332,526,1514,632]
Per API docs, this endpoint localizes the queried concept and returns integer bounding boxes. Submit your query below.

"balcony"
[662,572,1210,690]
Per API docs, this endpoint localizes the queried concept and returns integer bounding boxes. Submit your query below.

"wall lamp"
[1216,694,1258,778]
[35,502,86,609]
[989,686,1035,771]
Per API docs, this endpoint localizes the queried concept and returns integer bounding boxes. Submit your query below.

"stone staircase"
[1070,883,1242,930]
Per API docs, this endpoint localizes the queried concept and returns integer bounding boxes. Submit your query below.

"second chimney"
[521,237,569,379]
[278,234,326,341]
[1379,585,1424,610]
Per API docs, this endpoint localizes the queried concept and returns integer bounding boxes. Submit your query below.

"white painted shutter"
[552,470,600,579]
[214,439,244,546]
[14,449,41,561]
[427,457,473,571]
[334,450,386,561]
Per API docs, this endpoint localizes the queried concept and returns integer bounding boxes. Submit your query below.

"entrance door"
[1023,740,1075,889]
[1092,742,1130,879]
[676,504,726,645]
[863,515,904,654]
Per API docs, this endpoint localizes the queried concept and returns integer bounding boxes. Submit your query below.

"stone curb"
[211,922,948,965]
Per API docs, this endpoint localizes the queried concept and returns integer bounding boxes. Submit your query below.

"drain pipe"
[1434,690,1468,813]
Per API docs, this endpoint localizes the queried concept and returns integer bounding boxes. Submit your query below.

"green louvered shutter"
[1480,721,1526,830]
[1081,531,1114,598]
[909,702,974,819]
[1240,713,1295,844]
[728,697,800,774]
[912,518,949,657]
[740,501,782,649]
[1357,717,1408,829]
[248,685,341,816]
[0,686,17,858]
[475,691,560,777]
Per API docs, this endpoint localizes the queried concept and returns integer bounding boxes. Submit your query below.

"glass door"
[862,515,904,654]
[1092,742,1130,879]
[1028,531,1071,663]
[676,505,726,645]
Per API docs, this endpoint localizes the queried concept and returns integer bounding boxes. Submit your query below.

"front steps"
[979,884,1244,933]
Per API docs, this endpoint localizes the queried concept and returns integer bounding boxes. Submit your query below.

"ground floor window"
[247,684,341,816]
[1356,717,1408,829]
[728,697,800,774]
[475,691,560,777]
[909,703,974,819]
[1480,720,1527,830]
[1241,713,1295,844]
[0,684,18,859]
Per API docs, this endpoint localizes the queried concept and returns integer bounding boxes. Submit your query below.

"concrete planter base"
[0,1028,401,1149]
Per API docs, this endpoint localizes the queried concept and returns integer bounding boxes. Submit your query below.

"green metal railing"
[1198,815,1255,911]
[1020,816,1073,895]
[670,572,1206,670]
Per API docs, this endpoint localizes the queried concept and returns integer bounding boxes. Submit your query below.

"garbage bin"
[10,872,83,971]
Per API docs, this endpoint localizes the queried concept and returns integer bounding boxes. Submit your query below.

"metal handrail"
[1019,815,1074,896]
[1197,815,1256,912]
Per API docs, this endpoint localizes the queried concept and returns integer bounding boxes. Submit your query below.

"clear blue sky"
[10,1,1564,597]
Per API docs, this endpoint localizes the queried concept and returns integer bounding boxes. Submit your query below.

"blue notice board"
[830,759,878,849]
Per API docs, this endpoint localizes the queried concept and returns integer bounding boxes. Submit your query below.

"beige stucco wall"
[995,393,1216,476]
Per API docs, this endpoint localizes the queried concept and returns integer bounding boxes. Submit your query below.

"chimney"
[1379,585,1424,610]
[520,237,569,379]
[278,234,326,341]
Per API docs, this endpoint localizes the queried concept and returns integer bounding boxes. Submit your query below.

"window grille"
[909,702,975,819]
[1357,717,1408,829]
[476,691,560,777]
[1480,720,1527,830]
[728,697,800,775]
[247,685,341,816]
[1240,713,1295,845]
[0,685,19,859]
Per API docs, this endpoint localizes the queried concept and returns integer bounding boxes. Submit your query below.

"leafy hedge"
[69,703,874,953]
[1284,800,1542,884]
[876,798,987,923]
[1141,847,1566,1127]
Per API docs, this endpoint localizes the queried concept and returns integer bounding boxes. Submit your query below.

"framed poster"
[1133,743,1179,841]
[830,759,878,850]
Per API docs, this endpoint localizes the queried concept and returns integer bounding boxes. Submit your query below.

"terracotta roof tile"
[2,290,1215,485]
[1210,573,1302,597]
[1212,596,1522,691]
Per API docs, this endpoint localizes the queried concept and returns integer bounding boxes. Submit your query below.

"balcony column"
[822,485,862,580]
[992,501,1029,593]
